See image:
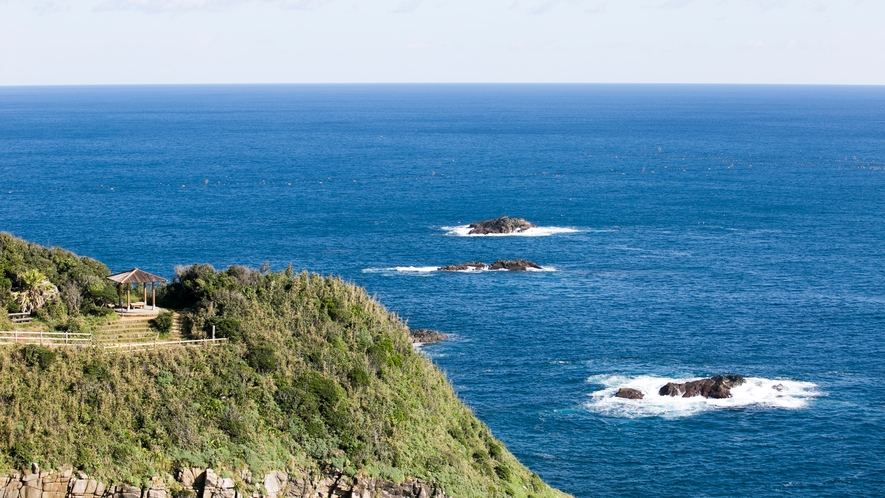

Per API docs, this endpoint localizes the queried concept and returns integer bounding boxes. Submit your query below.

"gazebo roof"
[107,268,167,284]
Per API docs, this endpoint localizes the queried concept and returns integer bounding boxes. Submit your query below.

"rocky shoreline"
[0,467,446,498]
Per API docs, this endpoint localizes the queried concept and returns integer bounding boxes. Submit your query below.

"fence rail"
[0,332,227,351]
[0,330,93,346]
[102,338,229,351]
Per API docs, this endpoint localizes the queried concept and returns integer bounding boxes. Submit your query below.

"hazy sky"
[1,0,882,85]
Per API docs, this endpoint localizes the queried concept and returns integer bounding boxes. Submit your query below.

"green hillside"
[0,234,567,497]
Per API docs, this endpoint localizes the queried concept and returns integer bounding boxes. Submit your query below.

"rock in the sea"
[467,216,535,235]
[488,259,542,271]
[615,388,644,399]
[409,329,448,344]
[438,259,543,272]
[658,375,745,399]
[437,262,486,272]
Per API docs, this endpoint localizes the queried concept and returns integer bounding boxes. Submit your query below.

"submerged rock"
[438,262,486,272]
[658,375,745,399]
[409,329,448,344]
[467,216,535,235]
[488,259,542,271]
[615,388,644,399]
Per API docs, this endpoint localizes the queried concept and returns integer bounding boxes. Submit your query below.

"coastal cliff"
[0,234,568,498]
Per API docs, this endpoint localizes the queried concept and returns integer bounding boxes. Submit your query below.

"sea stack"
[467,216,535,234]
[437,259,543,271]
[658,375,745,399]
[488,259,542,271]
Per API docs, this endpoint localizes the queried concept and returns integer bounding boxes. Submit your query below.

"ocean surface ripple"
[1,85,884,497]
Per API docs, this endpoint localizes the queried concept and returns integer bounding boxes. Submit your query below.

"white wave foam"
[488,266,557,272]
[443,225,578,237]
[361,266,439,275]
[392,266,440,273]
[583,374,821,419]
[363,265,556,273]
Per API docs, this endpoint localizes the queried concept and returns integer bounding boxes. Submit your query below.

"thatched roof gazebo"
[107,268,167,310]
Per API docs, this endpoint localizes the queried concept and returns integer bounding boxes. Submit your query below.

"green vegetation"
[149,311,175,338]
[0,235,567,497]
[0,233,119,330]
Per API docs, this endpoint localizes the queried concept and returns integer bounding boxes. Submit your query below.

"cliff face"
[0,468,447,498]
[0,235,569,498]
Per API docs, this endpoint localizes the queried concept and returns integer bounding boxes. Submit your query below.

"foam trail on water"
[363,266,557,273]
[583,374,821,419]
[443,225,579,237]
[361,266,439,275]
[392,266,440,273]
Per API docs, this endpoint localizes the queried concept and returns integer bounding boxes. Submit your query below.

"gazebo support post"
[107,268,167,313]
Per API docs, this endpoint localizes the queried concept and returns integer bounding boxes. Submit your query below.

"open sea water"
[1,84,884,497]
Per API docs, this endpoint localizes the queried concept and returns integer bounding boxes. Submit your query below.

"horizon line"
[2,82,885,88]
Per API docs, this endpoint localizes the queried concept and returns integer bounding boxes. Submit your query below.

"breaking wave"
[443,225,579,237]
[362,266,556,274]
[583,374,822,419]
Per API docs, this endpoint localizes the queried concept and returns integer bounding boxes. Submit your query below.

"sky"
[0,0,883,85]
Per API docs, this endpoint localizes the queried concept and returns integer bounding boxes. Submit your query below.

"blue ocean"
[1,84,884,497]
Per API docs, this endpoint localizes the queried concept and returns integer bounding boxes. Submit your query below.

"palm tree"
[11,269,60,313]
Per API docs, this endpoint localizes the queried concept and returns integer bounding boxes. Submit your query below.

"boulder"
[437,262,485,272]
[658,375,745,399]
[487,259,542,271]
[615,388,644,399]
[467,216,535,235]
[408,329,448,344]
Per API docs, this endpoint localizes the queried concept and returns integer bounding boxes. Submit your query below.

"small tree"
[60,281,83,315]
[11,269,59,313]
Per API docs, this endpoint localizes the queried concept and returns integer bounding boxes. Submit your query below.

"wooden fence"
[0,330,93,346]
[0,332,227,350]
[103,338,228,351]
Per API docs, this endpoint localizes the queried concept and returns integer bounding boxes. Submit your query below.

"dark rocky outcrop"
[438,259,542,272]
[409,329,448,344]
[488,259,542,271]
[615,388,644,399]
[467,216,535,235]
[658,375,745,399]
[437,262,486,272]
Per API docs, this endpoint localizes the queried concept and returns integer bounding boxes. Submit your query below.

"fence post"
[212,325,216,340]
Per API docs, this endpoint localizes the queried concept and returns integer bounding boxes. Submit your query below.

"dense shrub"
[245,341,278,373]
[20,345,56,370]
[150,311,175,336]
